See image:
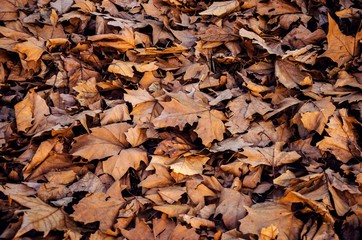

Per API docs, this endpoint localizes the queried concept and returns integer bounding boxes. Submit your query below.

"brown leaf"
[199,0,239,17]
[215,188,252,229]
[120,218,154,240]
[241,142,301,167]
[275,59,310,89]
[317,109,361,163]
[70,123,131,161]
[169,153,209,176]
[239,202,304,240]
[124,89,163,124]
[103,148,148,180]
[73,78,101,106]
[10,195,76,238]
[153,204,190,218]
[71,192,123,231]
[320,14,361,67]
[13,37,44,62]
[14,89,50,134]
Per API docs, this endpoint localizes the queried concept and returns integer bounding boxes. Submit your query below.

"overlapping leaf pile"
[0,0,362,239]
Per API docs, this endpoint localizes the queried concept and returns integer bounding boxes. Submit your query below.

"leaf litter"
[0,0,362,239]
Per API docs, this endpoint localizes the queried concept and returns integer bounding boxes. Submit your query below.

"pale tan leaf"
[108,60,134,77]
[0,184,36,196]
[100,104,131,125]
[241,142,300,167]
[181,214,215,228]
[170,154,209,175]
[199,0,239,17]
[260,224,279,240]
[153,204,190,218]
[69,172,106,193]
[73,78,101,107]
[125,126,148,147]
[50,0,74,14]
[10,195,76,238]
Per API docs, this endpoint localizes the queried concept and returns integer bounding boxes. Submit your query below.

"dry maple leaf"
[291,97,336,136]
[199,0,239,17]
[239,202,304,240]
[120,218,154,240]
[13,37,45,62]
[226,93,272,134]
[73,78,101,106]
[215,188,252,229]
[320,14,362,67]
[241,142,301,167]
[71,192,124,232]
[260,224,279,240]
[275,59,310,89]
[169,153,209,176]
[14,89,50,134]
[10,195,76,238]
[70,122,131,160]
[317,109,361,163]
[102,148,148,180]
[153,91,226,146]
[153,204,190,218]
[124,88,163,124]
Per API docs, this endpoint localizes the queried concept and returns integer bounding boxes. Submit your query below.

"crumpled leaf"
[317,109,361,163]
[10,195,76,238]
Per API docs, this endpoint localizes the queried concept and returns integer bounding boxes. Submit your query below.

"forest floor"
[0,0,362,239]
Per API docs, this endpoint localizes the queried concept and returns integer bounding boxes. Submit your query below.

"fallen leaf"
[239,202,304,240]
[260,224,279,240]
[320,14,362,66]
[169,153,209,175]
[199,0,239,17]
[317,109,361,163]
[10,195,76,238]
[71,192,123,231]
[70,123,131,160]
[103,148,148,180]
[215,188,252,229]
[14,89,50,134]
[241,142,301,167]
